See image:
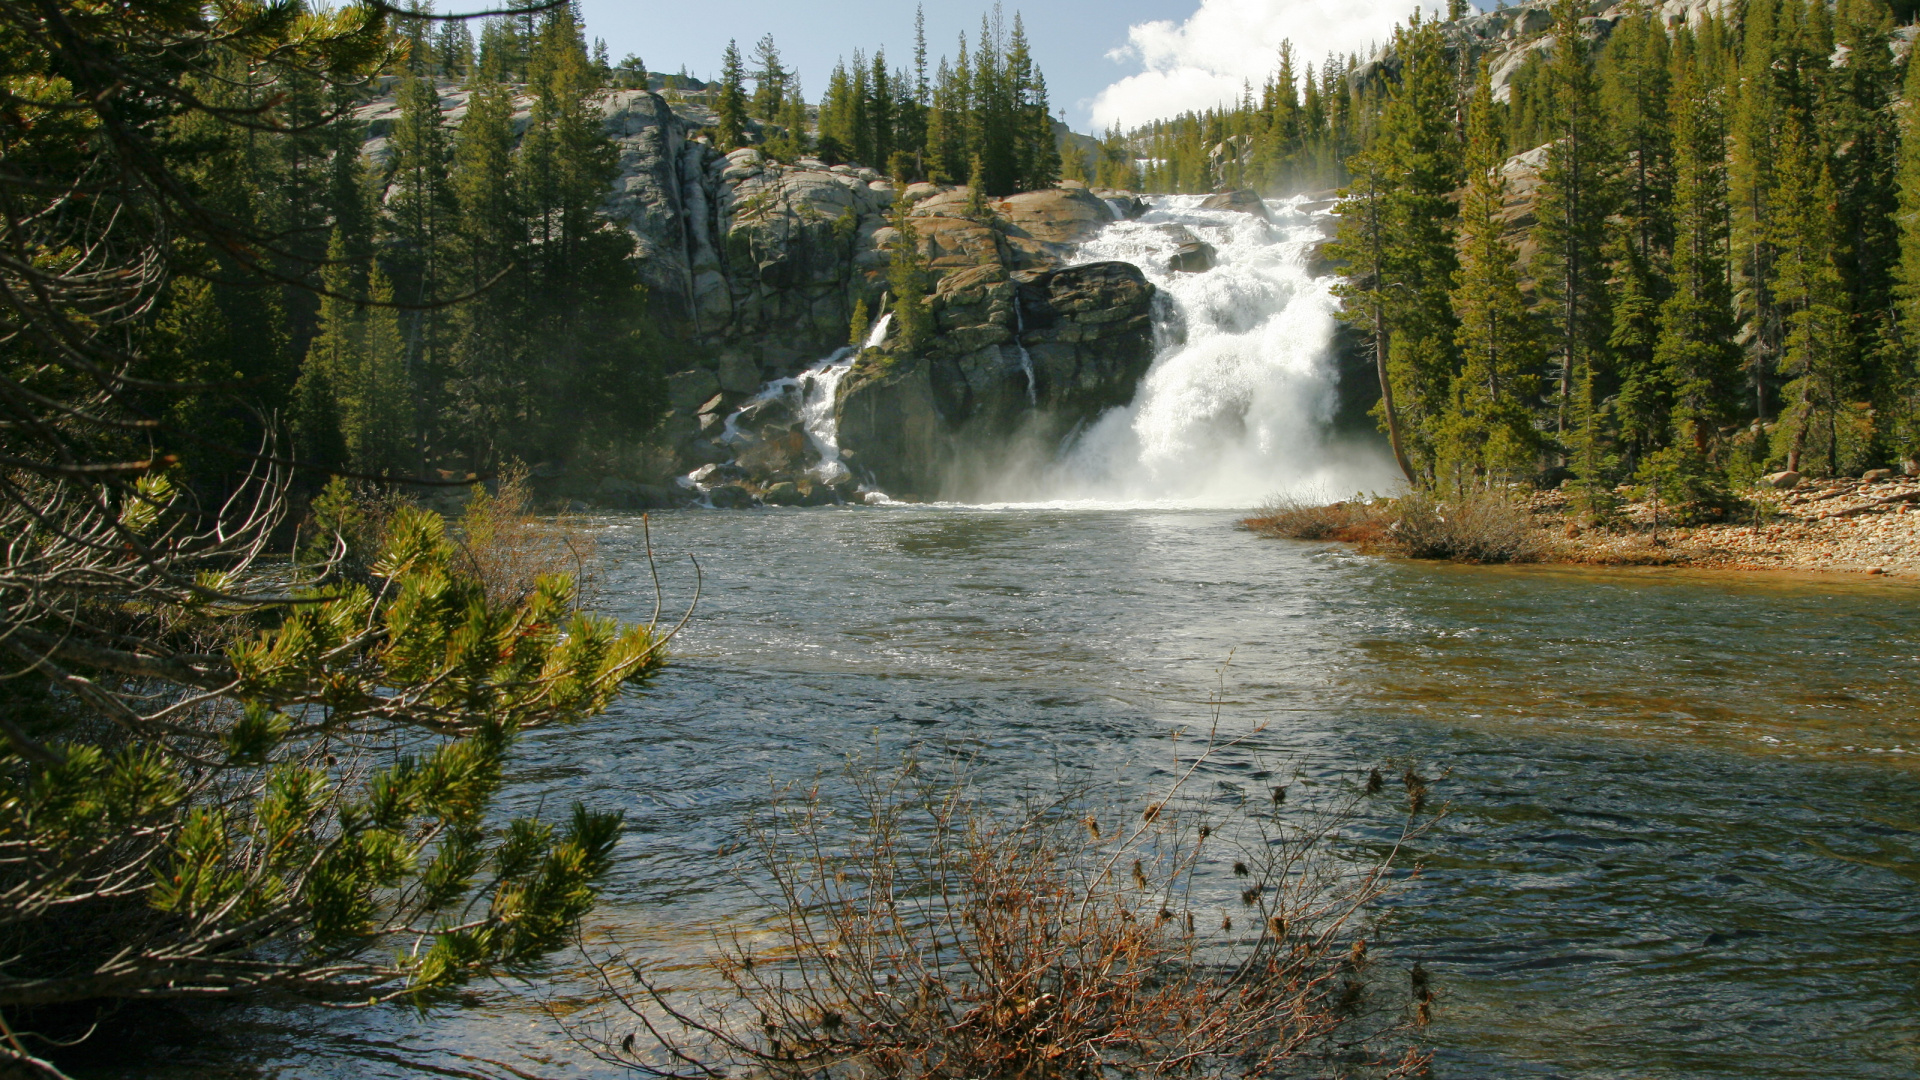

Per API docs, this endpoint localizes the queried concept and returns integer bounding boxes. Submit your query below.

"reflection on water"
[114,507,1920,1079]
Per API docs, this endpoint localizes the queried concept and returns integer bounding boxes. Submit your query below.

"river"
[122,506,1920,1079]
[107,195,1920,1079]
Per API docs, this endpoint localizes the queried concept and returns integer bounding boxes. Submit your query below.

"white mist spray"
[1011,194,1395,506]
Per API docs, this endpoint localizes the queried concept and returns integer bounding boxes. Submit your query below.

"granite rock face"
[834,258,1157,498]
[356,84,1161,495]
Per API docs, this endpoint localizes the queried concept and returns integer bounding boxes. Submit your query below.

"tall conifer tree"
[1442,62,1542,486]
[716,39,749,150]
[1531,0,1615,478]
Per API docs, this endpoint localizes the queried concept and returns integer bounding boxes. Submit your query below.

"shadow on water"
[100,506,1920,1079]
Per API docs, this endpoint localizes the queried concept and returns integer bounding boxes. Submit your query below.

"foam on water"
[1005,193,1396,507]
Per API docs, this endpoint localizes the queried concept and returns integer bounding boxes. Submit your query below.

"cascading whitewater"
[700,196,1390,507]
[1014,194,1394,506]
[693,313,893,493]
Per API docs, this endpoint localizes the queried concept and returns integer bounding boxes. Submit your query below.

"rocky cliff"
[359,85,1161,501]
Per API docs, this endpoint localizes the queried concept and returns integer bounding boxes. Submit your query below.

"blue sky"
[576,0,1439,132]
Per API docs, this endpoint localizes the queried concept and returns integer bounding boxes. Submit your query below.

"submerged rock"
[1200,189,1274,223]
[761,481,804,506]
[1158,224,1217,273]
[706,483,756,509]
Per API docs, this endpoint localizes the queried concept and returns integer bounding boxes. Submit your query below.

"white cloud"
[1090,0,1427,130]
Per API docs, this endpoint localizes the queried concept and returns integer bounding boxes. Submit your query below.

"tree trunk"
[1375,303,1417,486]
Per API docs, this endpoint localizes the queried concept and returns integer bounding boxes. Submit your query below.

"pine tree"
[716,39,749,150]
[1651,32,1740,459]
[1774,99,1851,473]
[819,62,855,164]
[385,74,456,452]
[764,75,810,163]
[966,154,991,219]
[1892,22,1920,463]
[449,77,524,465]
[1441,62,1542,486]
[887,199,933,353]
[1531,0,1615,479]
[870,49,895,172]
[436,17,474,79]
[1360,13,1461,479]
[345,264,417,476]
[850,52,873,165]
[1729,0,1787,423]
[1597,1,1673,461]
[751,34,787,123]
[1827,0,1901,459]
[1329,144,1418,485]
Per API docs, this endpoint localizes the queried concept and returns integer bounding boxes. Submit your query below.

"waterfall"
[1013,303,1038,406]
[802,312,891,483]
[1011,194,1395,506]
[687,312,893,494]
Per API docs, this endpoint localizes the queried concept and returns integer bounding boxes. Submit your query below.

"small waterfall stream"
[684,313,891,499]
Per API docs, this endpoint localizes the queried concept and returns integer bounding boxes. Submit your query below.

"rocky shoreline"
[1527,475,1920,576]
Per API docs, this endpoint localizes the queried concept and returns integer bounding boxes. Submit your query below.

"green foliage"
[1127,50,1357,196]
[1633,445,1747,524]
[1329,13,1460,483]
[716,39,750,150]
[886,201,933,354]
[1442,62,1542,485]
[965,155,992,219]
[848,298,872,348]
[819,12,1060,192]
[0,0,673,1036]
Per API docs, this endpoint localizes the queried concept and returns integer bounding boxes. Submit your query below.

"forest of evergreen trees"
[710,6,1063,196]
[152,1,1067,492]
[1119,0,1920,508]
[150,3,663,487]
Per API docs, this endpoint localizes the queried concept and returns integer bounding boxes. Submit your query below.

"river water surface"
[145,505,1920,1080]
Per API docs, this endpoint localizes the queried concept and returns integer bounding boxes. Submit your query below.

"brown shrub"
[1243,494,1392,542]
[579,751,1432,1079]
[453,463,601,607]
[1378,491,1541,564]
[1247,490,1542,564]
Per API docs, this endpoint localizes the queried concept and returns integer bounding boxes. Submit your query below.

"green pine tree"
[716,39,749,150]
[1440,62,1542,487]
[750,34,788,122]
[1531,0,1616,480]
[1652,33,1741,460]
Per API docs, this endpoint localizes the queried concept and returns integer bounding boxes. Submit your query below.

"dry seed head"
[1269,915,1286,938]
[1132,859,1148,888]
[1240,886,1260,906]
[1232,860,1250,877]
[1143,802,1162,822]
[1366,769,1384,794]
[1221,913,1233,932]
[1198,824,1210,840]
[1084,815,1100,839]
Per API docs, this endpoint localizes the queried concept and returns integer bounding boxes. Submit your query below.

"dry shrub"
[578,751,1431,1079]
[454,463,600,607]
[1380,491,1540,564]
[1243,494,1393,544]
[1247,490,1541,564]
